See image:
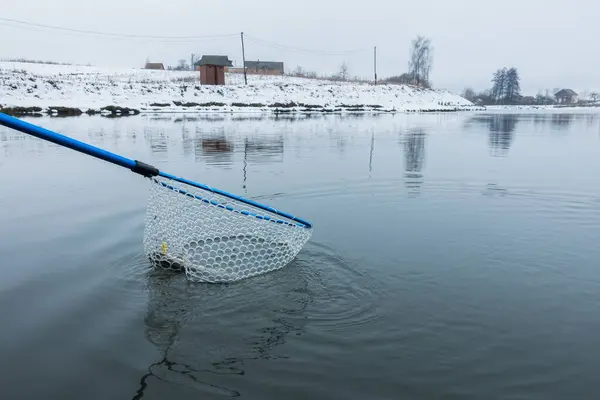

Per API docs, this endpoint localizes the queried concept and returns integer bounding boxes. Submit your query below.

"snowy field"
[0,61,477,115]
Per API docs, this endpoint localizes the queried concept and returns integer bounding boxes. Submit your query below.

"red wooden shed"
[194,55,233,85]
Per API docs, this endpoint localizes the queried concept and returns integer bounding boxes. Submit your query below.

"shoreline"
[0,103,484,118]
[3,103,597,119]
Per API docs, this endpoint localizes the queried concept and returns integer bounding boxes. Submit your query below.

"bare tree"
[408,36,433,87]
[591,92,599,102]
[174,59,189,71]
[504,67,521,104]
[339,62,349,81]
[462,88,475,102]
[491,68,505,104]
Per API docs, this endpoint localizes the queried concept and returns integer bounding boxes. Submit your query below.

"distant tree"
[535,92,554,105]
[489,67,520,104]
[174,59,189,71]
[591,92,599,102]
[293,65,305,76]
[408,36,433,88]
[580,90,590,101]
[473,89,493,105]
[462,88,475,102]
[504,68,521,104]
[520,96,535,105]
[491,68,507,104]
[339,62,349,81]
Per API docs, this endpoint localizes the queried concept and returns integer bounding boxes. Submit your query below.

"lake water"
[1,111,600,399]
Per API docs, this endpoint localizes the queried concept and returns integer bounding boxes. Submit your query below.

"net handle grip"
[0,113,313,229]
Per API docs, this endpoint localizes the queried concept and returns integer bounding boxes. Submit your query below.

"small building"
[194,55,233,85]
[521,96,536,105]
[245,60,285,75]
[555,89,578,104]
[144,62,165,70]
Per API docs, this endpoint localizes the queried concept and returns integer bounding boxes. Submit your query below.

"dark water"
[1,112,600,399]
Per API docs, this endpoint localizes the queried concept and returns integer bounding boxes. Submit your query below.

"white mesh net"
[143,177,312,283]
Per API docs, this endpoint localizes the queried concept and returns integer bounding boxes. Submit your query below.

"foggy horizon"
[1,0,597,96]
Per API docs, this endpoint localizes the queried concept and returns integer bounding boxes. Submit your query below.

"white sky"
[0,0,597,95]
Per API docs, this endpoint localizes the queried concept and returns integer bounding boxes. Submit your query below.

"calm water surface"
[1,112,599,399]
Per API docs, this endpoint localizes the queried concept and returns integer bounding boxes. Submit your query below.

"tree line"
[462,67,524,105]
[462,68,600,106]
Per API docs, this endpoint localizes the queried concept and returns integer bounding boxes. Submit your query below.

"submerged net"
[142,177,312,283]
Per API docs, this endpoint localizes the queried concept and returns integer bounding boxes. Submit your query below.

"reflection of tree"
[132,268,311,399]
[488,115,517,154]
[551,114,573,128]
[402,128,426,195]
[487,115,517,157]
[586,114,598,127]
[533,113,545,126]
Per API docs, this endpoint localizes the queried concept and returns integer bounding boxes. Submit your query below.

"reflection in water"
[195,128,233,166]
[551,114,573,128]
[144,127,168,155]
[241,133,285,189]
[133,268,311,399]
[488,115,517,157]
[181,127,193,158]
[368,131,375,175]
[244,137,284,164]
[403,128,426,195]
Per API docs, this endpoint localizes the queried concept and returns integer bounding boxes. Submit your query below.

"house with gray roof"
[245,60,284,75]
[555,89,578,104]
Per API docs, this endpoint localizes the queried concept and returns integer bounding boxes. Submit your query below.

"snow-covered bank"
[0,61,477,116]
[482,105,600,113]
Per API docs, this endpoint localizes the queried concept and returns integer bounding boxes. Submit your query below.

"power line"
[244,34,369,56]
[0,17,239,41]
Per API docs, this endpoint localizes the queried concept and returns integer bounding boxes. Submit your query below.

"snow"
[482,105,600,113]
[0,61,476,114]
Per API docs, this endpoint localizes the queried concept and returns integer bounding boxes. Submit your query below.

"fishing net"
[143,177,312,283]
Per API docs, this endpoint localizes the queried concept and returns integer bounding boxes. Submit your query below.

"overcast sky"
[1,0,597,95]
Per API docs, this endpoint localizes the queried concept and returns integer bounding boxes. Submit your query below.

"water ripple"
[292,241,387,332]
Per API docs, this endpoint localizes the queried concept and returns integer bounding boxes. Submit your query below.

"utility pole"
[190,53,195,71]
[241,32,247,85]
[374,46,377,85]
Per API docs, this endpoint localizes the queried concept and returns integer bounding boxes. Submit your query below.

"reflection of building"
[244,61,284,75]
[244,137,284,163]
[195,133,233,165]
